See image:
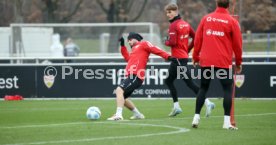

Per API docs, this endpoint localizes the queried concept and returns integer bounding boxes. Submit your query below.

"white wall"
[21,27,53,57]
[0,28,11,57]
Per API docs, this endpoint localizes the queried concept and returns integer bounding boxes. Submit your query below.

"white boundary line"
[1,122,189,145]
[1,112,276,129]
[1,112,276,145]
[141,112,276,122]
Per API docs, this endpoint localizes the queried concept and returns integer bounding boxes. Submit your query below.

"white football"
[86,106,101,120]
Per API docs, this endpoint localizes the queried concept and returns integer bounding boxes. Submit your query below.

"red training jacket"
[165,16,195,59]
[121,41,170,80]
[193,7,243,68]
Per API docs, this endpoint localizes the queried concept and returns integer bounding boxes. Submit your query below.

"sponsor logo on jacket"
[179,24,189,29]
[206,16,228,24]
[206,29,225,37]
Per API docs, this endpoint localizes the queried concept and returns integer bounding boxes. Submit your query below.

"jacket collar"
[131,41,141,49]
[215,7,229,14]
[169,14,181,23]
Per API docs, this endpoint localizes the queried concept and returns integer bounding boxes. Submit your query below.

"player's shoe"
[168,108,182,117]
[107,114,123,121]
[205,102,215,117]
[223,123,238,130]
[192,116,200,128]
[130,113,145,120]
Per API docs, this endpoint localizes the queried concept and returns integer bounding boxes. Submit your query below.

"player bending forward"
[107,32,174,121]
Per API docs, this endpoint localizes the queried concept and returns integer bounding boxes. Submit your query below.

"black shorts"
[167,58,192,80]
[119,75,143,98]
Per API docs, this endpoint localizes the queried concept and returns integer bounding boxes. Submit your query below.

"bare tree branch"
[129,0,147,22]
[61,0,84,22]
[96,0,108,14]
[125,0,134,14]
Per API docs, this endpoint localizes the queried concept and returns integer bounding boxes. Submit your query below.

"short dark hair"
[216,0,229,8]
[164,3,178,11]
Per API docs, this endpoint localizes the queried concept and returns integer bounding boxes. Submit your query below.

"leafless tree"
[41,0,84,23]
[96,0,148,52]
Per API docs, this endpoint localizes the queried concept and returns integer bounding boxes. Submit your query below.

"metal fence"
[0,24,275,57]
[242,33,276,55]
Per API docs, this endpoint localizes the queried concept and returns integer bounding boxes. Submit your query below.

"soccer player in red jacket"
[192,0,242,130]
[107,32,173,121]
[164,3,214,117]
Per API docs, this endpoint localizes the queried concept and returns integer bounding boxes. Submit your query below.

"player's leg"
[124,99,135,110]
[178,59,215,117]
[124,99,145,120]
[178,59,199,94]
[165,61,182,117]
[192,67,211,128]
[219,68,238,130]
[107,86,125,121]
[205,97,215,117]
[108,75,143,121]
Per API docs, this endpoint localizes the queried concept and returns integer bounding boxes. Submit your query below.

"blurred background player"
[50,33,64,63]
[192,0,242,130]
[164,3,215,117]
[64,38,80,63]
[107,32,174,121]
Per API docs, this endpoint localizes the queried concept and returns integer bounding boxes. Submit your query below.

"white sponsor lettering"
[212,31,224,36]
[179,24,189,29]
[145,89,170,95]
[270,76,276,87]
[0,76,19,89]
[133,89,143,95]
[206,29,225,36]
[180,34,189,39]
[112,88,170,96]
[112,68,168,85]
[144,68,168,85]
[145,68,159,85]
[206,16,228,24]
[206,29,212,36]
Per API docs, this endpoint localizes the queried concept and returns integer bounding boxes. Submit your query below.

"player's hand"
[118,37,125,47]
[193,60,199,68]
[163,36,169,44]
[235,65,242,74]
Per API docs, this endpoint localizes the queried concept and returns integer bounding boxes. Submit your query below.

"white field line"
[1,122,189,145]
[1,112,276,129]
[1,112,276,145]
[0,108,83,111]
[142,112,276,122]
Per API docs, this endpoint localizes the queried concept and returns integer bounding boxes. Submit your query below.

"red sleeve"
[120,46,129,62]
[193,18,205,62]
[165,25,177,47]
[232,20,243,66]
[146,42,170,60]
[188,27,195,53]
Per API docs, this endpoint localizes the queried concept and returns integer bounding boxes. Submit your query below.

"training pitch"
[0,99,275,145]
